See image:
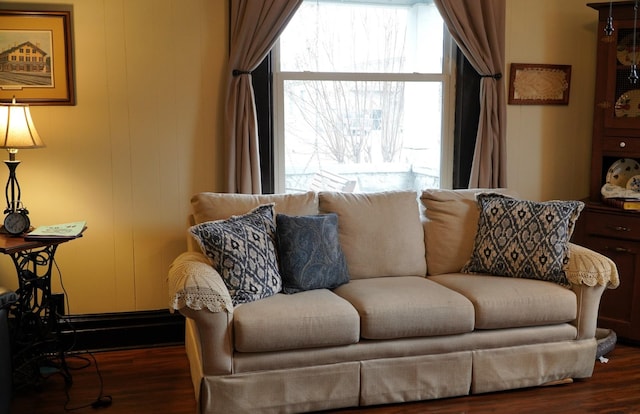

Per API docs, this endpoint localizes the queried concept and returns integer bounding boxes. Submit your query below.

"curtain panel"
[434,0,507,188]
[225,0,302,194]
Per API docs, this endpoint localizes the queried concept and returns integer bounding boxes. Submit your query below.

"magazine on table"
[25,221,87,240]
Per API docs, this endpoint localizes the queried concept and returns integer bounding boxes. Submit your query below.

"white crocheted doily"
[565,243,619,289]
[168,251,233,313]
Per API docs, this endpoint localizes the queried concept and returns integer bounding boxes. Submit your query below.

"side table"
[0,233,79,389]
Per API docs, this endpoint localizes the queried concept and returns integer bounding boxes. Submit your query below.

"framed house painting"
[0,10,75,105]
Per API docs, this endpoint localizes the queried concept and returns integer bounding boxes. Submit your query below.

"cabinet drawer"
[602,137,640,153]
[584,211,640,241]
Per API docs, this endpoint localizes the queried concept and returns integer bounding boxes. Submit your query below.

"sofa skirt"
[359,351,472,406]
[186,319,598,414]
[198,355,472,414]
[471,339,597,394]
[201,362,361,414]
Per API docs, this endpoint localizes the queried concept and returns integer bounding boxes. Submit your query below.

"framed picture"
[0,10,75,105]
[508,63,571,105]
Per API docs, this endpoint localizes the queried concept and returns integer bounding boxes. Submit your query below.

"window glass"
[275,0,452,193]
[280,1,444,74]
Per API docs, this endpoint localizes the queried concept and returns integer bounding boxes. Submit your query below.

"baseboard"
[57,310,185,352]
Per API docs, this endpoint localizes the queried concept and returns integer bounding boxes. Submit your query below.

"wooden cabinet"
[588,2,640,201]
[573,205,640,341]
[574,2,640,342]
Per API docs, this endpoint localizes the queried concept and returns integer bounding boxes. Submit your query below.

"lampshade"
[0,100,45,152]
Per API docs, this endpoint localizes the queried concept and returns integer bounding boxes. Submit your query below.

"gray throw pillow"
[276,213,350,294]
[461,194,584,286]
[189,204,282,306]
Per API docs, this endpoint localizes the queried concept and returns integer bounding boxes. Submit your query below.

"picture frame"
[508,63,571,105]
[0,9,75,105]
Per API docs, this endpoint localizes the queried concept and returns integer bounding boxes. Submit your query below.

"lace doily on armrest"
[565,243,620,289]
[168,251,233,313]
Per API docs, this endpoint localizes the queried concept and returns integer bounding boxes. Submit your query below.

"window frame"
[252,32,481,195]
[271,5,457,194]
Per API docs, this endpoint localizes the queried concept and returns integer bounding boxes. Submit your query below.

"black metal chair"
[0,286,17,414]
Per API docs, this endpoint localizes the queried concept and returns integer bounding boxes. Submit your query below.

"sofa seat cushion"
[333,276,475,340]
[429,274,577,330]
[233,289,360,352]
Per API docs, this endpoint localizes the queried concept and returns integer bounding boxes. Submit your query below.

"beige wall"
[0,0,599,314]
[0,0,227,314]
[505,0,598,201]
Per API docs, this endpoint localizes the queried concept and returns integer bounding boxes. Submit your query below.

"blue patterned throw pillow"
[276,213,350,294]
[461,194,584,286]
[189,204,282,306]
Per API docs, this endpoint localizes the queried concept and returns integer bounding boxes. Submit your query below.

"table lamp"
[0,98,45,235]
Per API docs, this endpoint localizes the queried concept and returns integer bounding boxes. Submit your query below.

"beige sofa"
[168,189,619,414]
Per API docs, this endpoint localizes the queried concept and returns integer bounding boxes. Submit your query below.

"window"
[273,0,454,193]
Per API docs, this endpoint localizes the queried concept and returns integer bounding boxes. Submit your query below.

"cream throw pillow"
[319,191,426,279]
[420,188,515,275]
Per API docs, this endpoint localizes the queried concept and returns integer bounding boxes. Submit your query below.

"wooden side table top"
[0,233,69,255]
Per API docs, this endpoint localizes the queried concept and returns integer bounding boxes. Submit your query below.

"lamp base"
[4,159,23,214]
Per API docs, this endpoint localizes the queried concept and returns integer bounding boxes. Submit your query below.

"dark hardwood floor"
[10,346,196,414]
[9,343,640,414]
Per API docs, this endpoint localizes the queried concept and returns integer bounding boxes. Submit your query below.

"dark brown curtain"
[434,0,506,188]
[225,0,302,194]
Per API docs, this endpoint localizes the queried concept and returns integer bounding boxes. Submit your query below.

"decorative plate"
[615,90,640,118]
[617,33,640,65]
[606,158,640,187]
[628,175,640,192]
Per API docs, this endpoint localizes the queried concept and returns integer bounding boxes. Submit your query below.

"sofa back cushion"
[191,191,318,224]
[420,188,515,275]
[318,191,426,279]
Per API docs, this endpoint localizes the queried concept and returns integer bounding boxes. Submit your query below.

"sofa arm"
[168,252,234,375]
[168,251,233,314]
[565,243,619,340]
[181,306,234,376]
